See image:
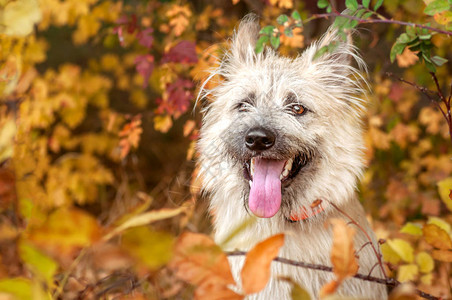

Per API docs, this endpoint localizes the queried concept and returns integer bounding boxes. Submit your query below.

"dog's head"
[198,15,367,221]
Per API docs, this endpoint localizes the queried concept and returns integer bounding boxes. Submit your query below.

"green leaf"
[362,11,373,19]
[438,177,452,211]
[424,0,450,16]
[19,241,58,286]
[419,34,432,40]
[374,0,384,11]
[255,35,269,53]
[397,33,411,43]
[425,60,437,72]
[317,0,329,9]
[270,35,280,49]
[400,222,423,236]
[363,0,370,8]
[284,27,294,37]
[291,10,302,21]
[313,45,329,60]
[280,277,311,300]
[326,5,332,12]
[259,25,275,35]
[333,16,349,28]
[390,42,406,62]
[432,55,448,66]
[277,14,289,25]
[345,0,358,11]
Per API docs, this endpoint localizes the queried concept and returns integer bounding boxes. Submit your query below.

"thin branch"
[327,200,387,279]
[385,72,448,119]
[226,251,439,300]
[305,12,452,36]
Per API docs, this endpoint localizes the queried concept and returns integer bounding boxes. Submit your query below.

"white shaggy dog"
[198,15,388,299]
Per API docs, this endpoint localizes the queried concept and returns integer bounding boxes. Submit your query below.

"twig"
[226,251,439,300]
[386,72,452,146]
[327,200,387,279]
[305,12,452,36]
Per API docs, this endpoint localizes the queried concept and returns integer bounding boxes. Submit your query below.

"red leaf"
[135,55,154,88]
[162,41,198,64]
[166,78,194,114]
[137,28,154,49]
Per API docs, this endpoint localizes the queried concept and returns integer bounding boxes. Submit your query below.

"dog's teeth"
[250,158,255,177]
[249,180,252,187]
[285,158,293,172]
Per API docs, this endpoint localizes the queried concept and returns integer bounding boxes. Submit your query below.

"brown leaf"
[329,218,359,280]
[241,234,285,294]
[432,249,452,262]
[169,232,238,298]
[423,223,452,250]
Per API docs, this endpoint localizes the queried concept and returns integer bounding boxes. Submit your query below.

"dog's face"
[199,17,366,221]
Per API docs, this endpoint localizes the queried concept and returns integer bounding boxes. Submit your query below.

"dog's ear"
[312,29,355,66]
[230,14,260,63]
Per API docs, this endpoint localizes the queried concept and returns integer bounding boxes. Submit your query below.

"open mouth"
[243,153,309,219]
[243,153,308,183]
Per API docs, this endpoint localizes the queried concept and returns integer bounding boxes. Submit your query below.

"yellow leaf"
[0,0,41,36]
[415,252,434,273]
[241,234,285,294]
[397,264,418,282]
[329,218,359,280]
[388,283,417,300]
[420,273,433,285]
[387,239,414,263]
[0,118,16,163]
[154,115,173,133]
[400,222,422,236]
[423,223,452,250]
[0,278,32,300]
[381,243,401,265]
[280,277,311,300]
[269,0,293,9]
[122,226,174,270]
[437,178,452,212]
[432,249,452,262]
[105,207,185,240]
[428,216,451,233]
[28,207,101,259]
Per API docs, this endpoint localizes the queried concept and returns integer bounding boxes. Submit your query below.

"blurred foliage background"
[0,0,451,299]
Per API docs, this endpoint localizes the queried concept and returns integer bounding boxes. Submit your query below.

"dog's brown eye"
[291,104,305,115]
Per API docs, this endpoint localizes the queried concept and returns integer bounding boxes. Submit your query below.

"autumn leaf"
[165,78,194,115]
[329,218,359,279]
[27,207,102,262]
[134,54,154,88]
[0,0,41,36]
[432,249,452,262]
[241,234,285,294]
[161,41,198,64]
[169,232,240,299]
[423,223,452,250]
[119,115,143,159]
[167,4,192,36]
[137,28,154,48]
[437,177,452,211]
[154,114,173,133]
[396,48,419,68]
[397,264,418,282]
[269,0,293,9]
[387,239,414,263]
[320,218,358,297]
[105,207,186,240]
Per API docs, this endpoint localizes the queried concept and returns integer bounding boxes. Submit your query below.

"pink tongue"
[249,158,285,218]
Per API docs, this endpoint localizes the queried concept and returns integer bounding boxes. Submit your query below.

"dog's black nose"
[245,127,275,151]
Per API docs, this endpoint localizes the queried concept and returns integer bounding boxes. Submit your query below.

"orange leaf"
[423,223,452,250]
[432,250,452,262]
[319,279,340,298]
[329,218,359,280]
[169,232,238,298]
[241,234,285,294]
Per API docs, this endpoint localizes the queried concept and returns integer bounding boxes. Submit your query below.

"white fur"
[198,15,388,299]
